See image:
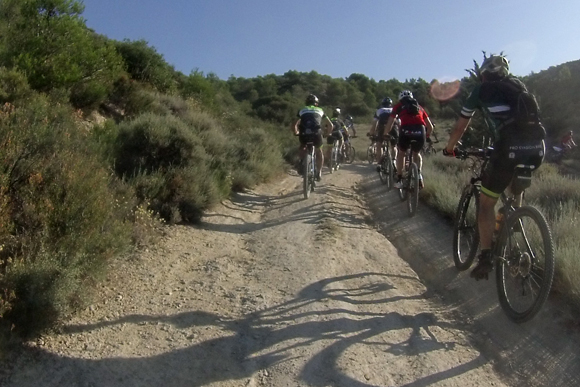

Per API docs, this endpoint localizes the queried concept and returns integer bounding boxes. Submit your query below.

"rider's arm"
[445,116,471,152]
[368,120,377,136]
[292,119,300,135]
[323,116,333,136]
[423,112,434,138]
[384,115,395,134]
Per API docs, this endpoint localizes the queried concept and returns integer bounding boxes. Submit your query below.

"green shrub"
[0,67,31,103]
[115,112,232,223]
[0,94,132,336]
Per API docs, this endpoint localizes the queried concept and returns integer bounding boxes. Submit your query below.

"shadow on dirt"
[2,273,486,387]
[197,175,370,235]
[360,169,580,387]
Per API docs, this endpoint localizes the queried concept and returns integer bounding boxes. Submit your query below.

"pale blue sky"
[80,0,580,82]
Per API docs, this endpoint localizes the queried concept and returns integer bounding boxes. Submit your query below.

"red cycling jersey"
[390,101,429,126]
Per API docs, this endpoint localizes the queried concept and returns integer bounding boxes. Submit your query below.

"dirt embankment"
[1,161,580,386]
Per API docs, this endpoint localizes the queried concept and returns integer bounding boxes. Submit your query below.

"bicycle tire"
[367,145,375,164]
[345,144,355,164]
[331,142,339,172]
[452,186,480,270]
[495,206,555,323]
[303,154,312,199]
[407,162,419,216]
[380,148,394,190]
[398,156,408,201]
[328,144,335,174]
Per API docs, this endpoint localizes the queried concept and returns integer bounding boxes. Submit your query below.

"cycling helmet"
[333,107,341,116]
[380,97,393,107]
[480,54,509,79]
[398,90,413,100]
[305,94,319,106]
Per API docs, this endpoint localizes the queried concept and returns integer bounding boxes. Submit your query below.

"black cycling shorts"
[398,124,425,152]
[299,128,323,148]
[327,131,343,145]
[481,140,545,198]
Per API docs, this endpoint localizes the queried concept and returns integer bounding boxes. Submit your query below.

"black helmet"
[305,94,319,106]
[480,54,509,79]
[380,97,393,107]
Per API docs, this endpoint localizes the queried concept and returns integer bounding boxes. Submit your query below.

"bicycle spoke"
[496,206,555,323]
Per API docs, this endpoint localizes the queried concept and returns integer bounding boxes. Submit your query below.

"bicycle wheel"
[328,145,335,174]
[398,157,408,201]
[380,149,394,190]
[407,162,419,216]
[303,154,312,199]
[330,143,339,172]
[452,186,480,270]
[495,206,555,323]
[367,145,375,164]
[345,144,355,164]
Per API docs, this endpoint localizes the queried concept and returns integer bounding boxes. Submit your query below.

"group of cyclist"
[293,53,547,282]
[292,95,354,181]
[368,91,434,189]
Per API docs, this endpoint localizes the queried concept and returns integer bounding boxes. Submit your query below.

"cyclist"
[337,110,353,159]
[326,107,345,168]
[344,114,357,137]
[423,123,439,153]
[292,94,333,181]
[383,91,434,189]
[368,97,400,168]
[443,54,545,280]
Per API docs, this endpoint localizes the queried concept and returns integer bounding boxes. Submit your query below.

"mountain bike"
[397,143,420,216]
[376,136,395,190]
[452,147,555,323]
[302,141,317,199]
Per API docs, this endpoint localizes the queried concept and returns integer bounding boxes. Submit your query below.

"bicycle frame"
[302,142,316,199]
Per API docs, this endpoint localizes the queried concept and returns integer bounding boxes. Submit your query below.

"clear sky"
[80,0,580,82]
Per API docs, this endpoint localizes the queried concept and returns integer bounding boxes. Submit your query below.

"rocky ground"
[1,159,579,387]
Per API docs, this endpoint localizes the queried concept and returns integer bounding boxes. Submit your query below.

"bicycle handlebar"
[454,147,493,160]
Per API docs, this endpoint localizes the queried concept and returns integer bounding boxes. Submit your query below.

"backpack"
[482,77,546,140]
[401,97,420,115]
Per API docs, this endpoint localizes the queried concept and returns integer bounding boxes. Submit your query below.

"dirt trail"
[1,161,579,386]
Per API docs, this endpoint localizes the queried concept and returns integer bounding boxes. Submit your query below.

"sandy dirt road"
[1,160,580,386]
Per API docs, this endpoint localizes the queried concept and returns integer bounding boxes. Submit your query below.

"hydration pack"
[401,97,420,115]
[482,77,546,140]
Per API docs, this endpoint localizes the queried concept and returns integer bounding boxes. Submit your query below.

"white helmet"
[399,90,413,100]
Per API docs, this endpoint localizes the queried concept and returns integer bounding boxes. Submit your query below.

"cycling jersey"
[390,101,429,126]
[297,105,325,134]
[297,105,325,147]
[330,117,344,133]
[373,107,398,145]
[374,107,392,121]
[460,83,545,198]
[390,101,428,152]
[328,117,344,145]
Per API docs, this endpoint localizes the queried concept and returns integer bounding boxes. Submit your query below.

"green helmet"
[480,55,510,79]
